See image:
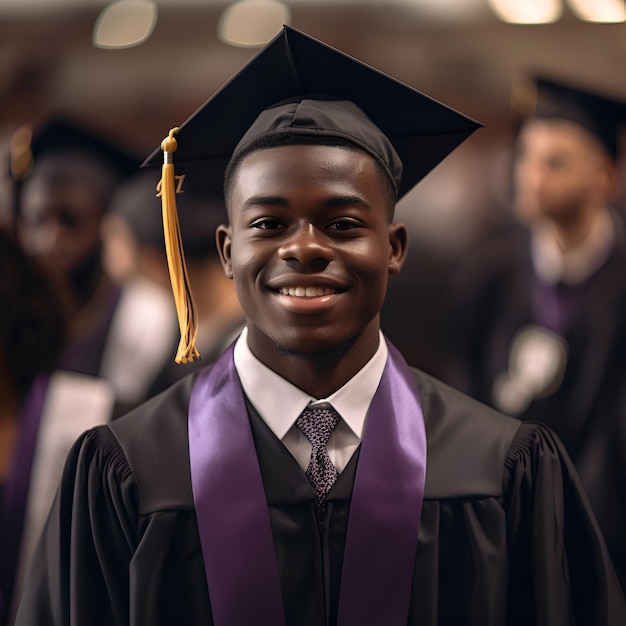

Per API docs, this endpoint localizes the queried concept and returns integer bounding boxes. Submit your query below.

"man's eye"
[252,219,283,230]
[546,156,567,170]
[329,219,359,231]
[59,210,83,230]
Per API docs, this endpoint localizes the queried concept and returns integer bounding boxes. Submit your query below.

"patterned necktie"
[295,404,340,510]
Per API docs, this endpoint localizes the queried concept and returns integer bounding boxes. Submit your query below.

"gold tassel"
[159,128,200,364]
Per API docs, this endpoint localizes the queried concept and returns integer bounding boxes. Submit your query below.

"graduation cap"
[10,115,139,184]
[9,115,139,231]
[144,25,482,363]
[511,74,626,160]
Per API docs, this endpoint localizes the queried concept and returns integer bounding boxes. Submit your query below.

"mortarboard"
[144,25,481,200]
[10,115,139,184]
[9,115,139,228]
[144,25,482,363]
[511,74,626,160]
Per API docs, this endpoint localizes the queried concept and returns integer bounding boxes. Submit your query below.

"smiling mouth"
[277,286,337,297]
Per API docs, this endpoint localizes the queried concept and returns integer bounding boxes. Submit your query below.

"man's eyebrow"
[324,195,371,209]
[241,196,289,210]
[240,194,372,212]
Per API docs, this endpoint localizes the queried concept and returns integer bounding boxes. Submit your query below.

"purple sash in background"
[0,374,49,620]
[189,341,427,626]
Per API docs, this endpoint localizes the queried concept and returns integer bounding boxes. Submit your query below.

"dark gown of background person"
[444,220,626,592]
[0,230,64,626]
[13,358,625,625]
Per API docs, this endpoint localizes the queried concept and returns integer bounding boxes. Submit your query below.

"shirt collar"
[530,207,616,285]
[233,327,388,441]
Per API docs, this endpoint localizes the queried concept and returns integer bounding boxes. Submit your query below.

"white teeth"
[278,286,335,297]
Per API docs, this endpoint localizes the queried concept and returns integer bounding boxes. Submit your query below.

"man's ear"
[216,224,233,279]
[598,158,619,202]
[388,222,409,275]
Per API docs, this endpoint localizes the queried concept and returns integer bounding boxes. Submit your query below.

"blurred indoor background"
[2,0,626,372]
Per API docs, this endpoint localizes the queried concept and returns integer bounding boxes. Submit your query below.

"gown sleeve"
[504,421,626,626]
[14,425,139,626]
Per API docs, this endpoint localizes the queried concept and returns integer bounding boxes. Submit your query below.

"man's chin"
[274,334,355,361]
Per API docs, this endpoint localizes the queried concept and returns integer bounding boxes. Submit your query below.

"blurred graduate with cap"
[3,117,140,625]
[10,115,139,381]
[15,29,624,625]
[445,75,626,591]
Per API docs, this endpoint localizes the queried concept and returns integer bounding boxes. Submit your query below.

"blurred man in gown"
[445,75,626,590]
[10,115,138,388]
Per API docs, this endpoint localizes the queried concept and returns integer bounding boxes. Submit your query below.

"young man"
[15,28,624,625]
[444,75,626,592]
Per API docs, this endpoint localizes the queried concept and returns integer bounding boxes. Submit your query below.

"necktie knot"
[296,404,340,510]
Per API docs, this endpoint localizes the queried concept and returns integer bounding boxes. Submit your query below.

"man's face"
[18,154,111,279]
[218,144,407,363]
[513,118,614,225]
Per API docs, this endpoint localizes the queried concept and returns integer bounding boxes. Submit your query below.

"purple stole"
[189,340,427,625]
[0,374,49,620]
[532,277,584,336]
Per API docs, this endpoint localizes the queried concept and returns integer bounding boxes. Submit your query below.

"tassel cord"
[159,128,200,364]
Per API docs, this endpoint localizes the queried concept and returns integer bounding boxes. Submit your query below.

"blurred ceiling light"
[401,0,487,19]
[567,0,625,23]
[93,0,158,50]
[487,0,562,24]
[218,0,291,48]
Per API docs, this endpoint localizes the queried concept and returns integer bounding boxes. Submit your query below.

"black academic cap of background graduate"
[10,115,139,183]
[511,74,626,160]
[144,25,482,365]
[144,25,482,201]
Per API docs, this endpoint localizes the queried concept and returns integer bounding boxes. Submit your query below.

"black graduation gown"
[444,223,626,591]
[14,366,625,625]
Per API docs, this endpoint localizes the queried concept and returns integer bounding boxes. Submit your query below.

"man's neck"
[531,206,615,285]
[549,205,604,252]
[247,326,381,399]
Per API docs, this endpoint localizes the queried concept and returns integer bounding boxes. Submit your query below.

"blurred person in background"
[10,115,139,382]
[0,228,63,625]
[444,75,626,590]
[2,115,140,616]
[0,229,114,626]
[100,169,244,413]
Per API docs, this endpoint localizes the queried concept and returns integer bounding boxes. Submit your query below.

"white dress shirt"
[233,327,388,473]
[530,207,616,285]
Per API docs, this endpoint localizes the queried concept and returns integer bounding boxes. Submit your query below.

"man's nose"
[277,223,334,266]
[27,220,63,257]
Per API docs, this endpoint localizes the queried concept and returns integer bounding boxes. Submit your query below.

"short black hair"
[224,132,398,220]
